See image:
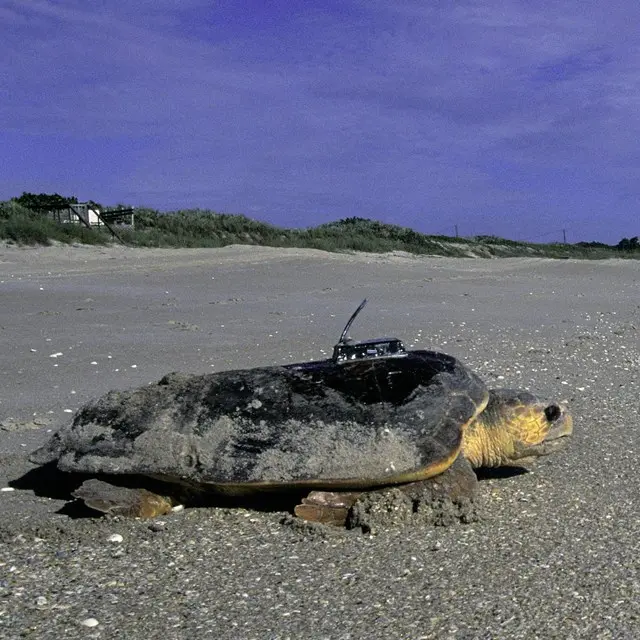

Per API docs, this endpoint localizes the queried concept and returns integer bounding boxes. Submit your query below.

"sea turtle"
[28,348,572,528]
[27,301,572,527]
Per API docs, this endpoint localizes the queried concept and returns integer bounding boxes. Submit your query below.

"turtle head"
[462,388,573,468]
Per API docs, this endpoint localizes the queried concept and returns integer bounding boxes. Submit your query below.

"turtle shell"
[30,351,489,494]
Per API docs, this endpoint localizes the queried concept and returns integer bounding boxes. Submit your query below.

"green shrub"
[0,202,111,245]
[0,215,53,245]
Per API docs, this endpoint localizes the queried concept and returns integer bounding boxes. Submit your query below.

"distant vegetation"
[1,192,639,259]
[0,199,108,246]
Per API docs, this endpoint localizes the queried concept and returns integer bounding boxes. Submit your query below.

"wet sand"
[1,243,639,639]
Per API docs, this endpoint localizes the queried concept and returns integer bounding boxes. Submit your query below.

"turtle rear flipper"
[72,479,173,518]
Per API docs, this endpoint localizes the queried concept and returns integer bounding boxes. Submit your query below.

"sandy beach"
[1,243,639,639]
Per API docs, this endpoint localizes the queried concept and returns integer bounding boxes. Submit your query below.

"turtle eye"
[544,404,561,422]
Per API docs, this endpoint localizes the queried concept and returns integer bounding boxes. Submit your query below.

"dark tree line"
[617,236,639,251]
[12,192,78,212]
[11,192,104,213]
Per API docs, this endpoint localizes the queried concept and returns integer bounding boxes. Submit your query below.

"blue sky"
[2,1,639,243]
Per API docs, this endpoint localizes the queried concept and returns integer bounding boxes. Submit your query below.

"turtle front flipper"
[294,491,363,526]
[294,455,479,527]
[72,479,174,518]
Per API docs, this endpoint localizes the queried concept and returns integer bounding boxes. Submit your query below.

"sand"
[1,243,639,639]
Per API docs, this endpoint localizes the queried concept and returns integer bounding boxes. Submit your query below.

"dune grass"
[1,202,637,259]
